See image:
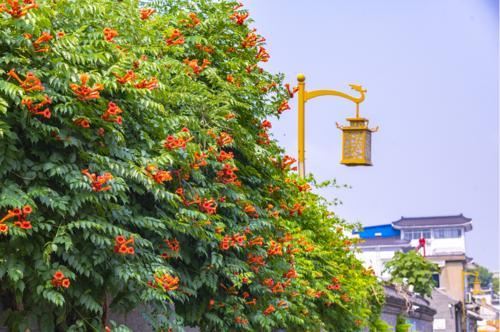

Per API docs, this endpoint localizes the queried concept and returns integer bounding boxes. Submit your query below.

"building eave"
[426,253,468,262]
[392,222,472,232]
[357,244,412,250]
[467,310,483,321]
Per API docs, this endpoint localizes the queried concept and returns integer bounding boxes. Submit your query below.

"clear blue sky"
[245,0,499,270]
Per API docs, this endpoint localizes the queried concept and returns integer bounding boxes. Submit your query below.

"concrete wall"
[0,307,201,332]
[436,260,465,302]
[110,308,200,332]
[379,285,437,332]
[428,237,466,256]
[429,289,462,332]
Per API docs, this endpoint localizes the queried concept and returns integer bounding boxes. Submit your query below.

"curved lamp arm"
[297,74,368,178]
[305,84,366,119]
[306,85,366,104]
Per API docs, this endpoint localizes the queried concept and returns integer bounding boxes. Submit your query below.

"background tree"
[492,276,499,295]
[467,264,493,289]
[383,251,439,298]
[0,0,383,331]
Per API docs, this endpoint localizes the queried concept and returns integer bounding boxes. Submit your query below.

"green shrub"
[395,315,411,332]
[384,251,439,298]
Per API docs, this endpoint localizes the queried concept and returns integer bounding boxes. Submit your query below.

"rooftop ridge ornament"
[296,74,378,177]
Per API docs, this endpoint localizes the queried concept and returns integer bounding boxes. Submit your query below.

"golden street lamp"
[297,74,378,178]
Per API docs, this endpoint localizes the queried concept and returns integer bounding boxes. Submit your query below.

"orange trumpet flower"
[70,74,104,101]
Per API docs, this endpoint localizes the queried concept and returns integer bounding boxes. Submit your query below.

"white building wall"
[407,236,465,255]
[402,227,466,256]
[356,227,468,281]
[356,247,403,279]
[429,237,465,255]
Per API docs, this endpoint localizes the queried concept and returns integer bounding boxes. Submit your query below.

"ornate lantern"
[337,117,378,166]
[296,74,379,177]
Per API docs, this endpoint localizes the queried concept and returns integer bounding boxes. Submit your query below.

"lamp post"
[296,74,378,178]
[462,271,481,332]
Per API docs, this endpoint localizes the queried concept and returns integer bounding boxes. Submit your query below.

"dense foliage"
[384,251,438,298]
[369,317,392,332]
[0,0,383,331]
[394,315,411,332]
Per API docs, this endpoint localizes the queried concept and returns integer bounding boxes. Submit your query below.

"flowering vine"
[0,1,384,330]
[103,27,118,42]
[277,100,291,114]
[134,77,158,90]
[0,205,33,234]
[242,29,265,48]
[114,235,135,255]
[114,70,136,84]
[181,12,201,28]
[31,31,53,53]
[101,102,123,124]
[166,29,185,46]
[70,74,104,101]
[150,272,179,292]
[216,163,239,185]
[74,117,90,128]
[7,69,43,92]
[145,165,173,184]
[140,8,155,20]
[22,95,51,118]
[184,58,210,75]
[1,0,38,18]
[51,271,71,289]
[81,169,113,192]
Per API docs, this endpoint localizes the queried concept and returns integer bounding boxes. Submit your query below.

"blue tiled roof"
[354,224,400,239]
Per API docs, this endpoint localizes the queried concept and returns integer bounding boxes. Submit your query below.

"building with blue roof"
[353,214,477,332]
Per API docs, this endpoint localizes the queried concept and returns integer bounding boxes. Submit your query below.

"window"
[403,229,431,240]
[434,228,461,239]
[432,273,440,288]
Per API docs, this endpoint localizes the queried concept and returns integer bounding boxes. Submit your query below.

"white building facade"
[353,215,479,332]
